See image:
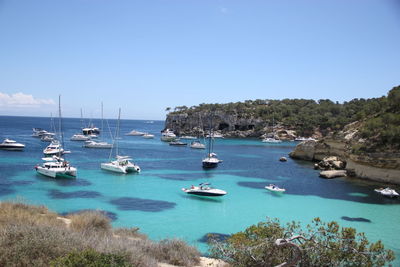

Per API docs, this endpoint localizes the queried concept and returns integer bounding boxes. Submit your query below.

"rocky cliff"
[289,139,400,185]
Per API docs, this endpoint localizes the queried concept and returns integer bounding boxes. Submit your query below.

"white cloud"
[0,92,55,108]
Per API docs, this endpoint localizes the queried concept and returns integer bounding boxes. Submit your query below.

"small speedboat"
[143,133,155,139]
[182,183,227,197]
[83,140,112,149]
[265,184,286,193]
[70,134,90,141]
[190,140,205,149]
[374,187,399,198]
[126,130,145,136]
[0,139,25,151]
[262,138,282,143]
[169,141,187,146]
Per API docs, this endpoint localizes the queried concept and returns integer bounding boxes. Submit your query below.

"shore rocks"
[315,156,346,170]
[319,170,347,179]
[288,140,317,161]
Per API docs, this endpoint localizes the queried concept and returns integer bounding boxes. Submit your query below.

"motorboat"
[82,126,100,136]
[83,140,112,149]
[265,184,286,193]
[161,129,177,142]
[374,188,399,198]
[101,155,140,173]
[0,139,25,151]
[43,140,64,156]
[41,134,54,142]
[205,132,224,138]
[70,134,90,141]
[295,137,316,142]
[32,128,52,138]
[126,130,145,136]
[182,183,227,197]
[190,140,205,149]
[279,157,288,162]
[202,152,221,168]
[169,141,188,146]
[142,133,155,139]
[35,156,77,178]
[101,108,140,174]
[179,135,196,140]
[262,137,282,143]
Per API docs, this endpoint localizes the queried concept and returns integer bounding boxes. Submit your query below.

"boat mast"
[207,113,212,156]
[116,108,121,156]
[101,102,104,137]
[80,108,83,129]
[58,95,65,157]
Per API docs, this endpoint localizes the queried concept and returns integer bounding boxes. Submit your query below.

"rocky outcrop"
[319,170,347,179]
[289,138,400,185]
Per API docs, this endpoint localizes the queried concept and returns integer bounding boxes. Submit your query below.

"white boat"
[202,116,221,168]
[190,140,206,149]
[142,133,155,139]
[265,184,286,193]
[32,128,52,138]
[182,183,227,197]
[295,136,316,141]
[101,155,140,173]
[374,188,399,198]
[0,139,25,151]
[82,126,100,136]
[43,140,64,156]
[41,134,55,142]
[36,95,77,179]
[262,137,282,143]
[126,130,145,136]
[101,108,140,174]
[70,134,90,141]
[205,132,224,138]
[161,129,177,142]
[35,156,77,178]
[180,135,197,140]
[84,140,112,149]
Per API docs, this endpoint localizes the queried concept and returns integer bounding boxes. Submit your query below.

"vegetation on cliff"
[167,86,400,146]
[209,217,395,267]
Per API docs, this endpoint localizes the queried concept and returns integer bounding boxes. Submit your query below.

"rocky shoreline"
[289,140,400,185]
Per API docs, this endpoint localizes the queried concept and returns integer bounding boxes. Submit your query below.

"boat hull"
[36,166,77,178]
[0,145,25,151]
[202,161,219,168]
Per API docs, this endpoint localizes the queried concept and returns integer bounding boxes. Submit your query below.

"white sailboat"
[202,115,222,168]
[262,111,281,143]
[36,95,77,179]
[101,108,140,174]
[83,103,113,148]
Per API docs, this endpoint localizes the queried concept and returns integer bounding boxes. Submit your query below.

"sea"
[0,116,399,264]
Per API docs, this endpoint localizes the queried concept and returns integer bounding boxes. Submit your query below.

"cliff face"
[289,139,400,185]
[165,111,304,139]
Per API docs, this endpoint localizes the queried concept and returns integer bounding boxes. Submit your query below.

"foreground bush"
[209,218,395,267]
[0,201,200,267]
[51,249,130,267]
[68,210,111,233]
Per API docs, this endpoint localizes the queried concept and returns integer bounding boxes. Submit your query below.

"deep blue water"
[0,116,399,263]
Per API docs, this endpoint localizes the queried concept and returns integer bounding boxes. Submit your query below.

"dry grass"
[68,210,111,233]
[0,201,201,267]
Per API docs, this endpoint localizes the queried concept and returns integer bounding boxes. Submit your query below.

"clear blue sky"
[0,0,399,119]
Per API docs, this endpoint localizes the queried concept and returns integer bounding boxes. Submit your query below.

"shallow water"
[0,116,399,264]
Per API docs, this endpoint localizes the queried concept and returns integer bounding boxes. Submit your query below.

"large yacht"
[35,156,77,178]
[43,140,64,156]
[161,129,177,142]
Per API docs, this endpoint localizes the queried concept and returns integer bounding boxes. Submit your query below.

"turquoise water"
[1,116,399,264]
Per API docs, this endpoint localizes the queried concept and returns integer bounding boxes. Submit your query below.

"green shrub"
[50,249,131,267]
[209,218,395,267]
